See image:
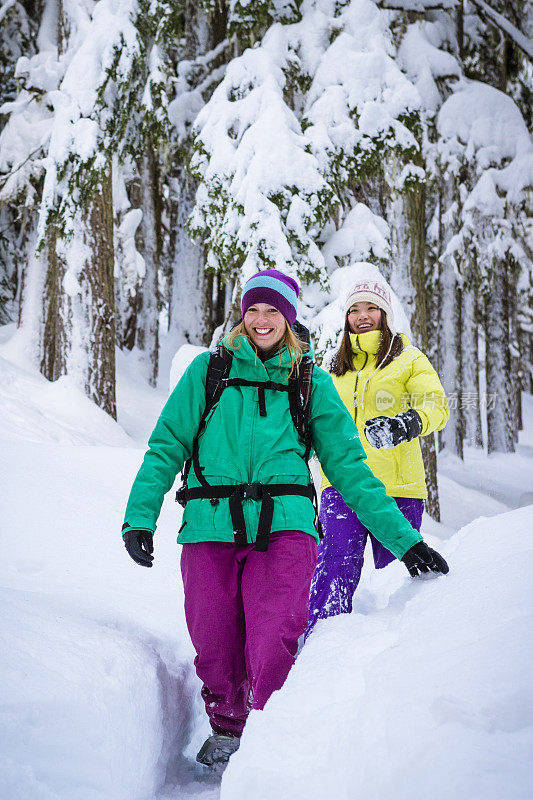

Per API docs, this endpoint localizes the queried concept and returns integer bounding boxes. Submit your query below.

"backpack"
[176,329,321,552]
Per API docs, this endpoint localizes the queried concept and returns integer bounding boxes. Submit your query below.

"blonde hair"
[226,320,308,376]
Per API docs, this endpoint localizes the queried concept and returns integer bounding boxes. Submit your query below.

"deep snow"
[1,334,532,800]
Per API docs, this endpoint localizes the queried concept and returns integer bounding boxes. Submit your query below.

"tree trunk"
[509,261,521,443]
[461,284,483,447]
[81,166,117,418]
[168,167,211,346]
[517,323,533,397]
[456,0,464,61]
[485,258,514,454]
[41,224,68,381]
[406,172,441,521]
[28,1,118,417]
[439,261,463,457]
[133,143,161,386]
[438,177,463,459]
[387,158,441,520]
[166,1,228,349]
[39,165,117,418]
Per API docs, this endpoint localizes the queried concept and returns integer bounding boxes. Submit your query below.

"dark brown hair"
[329,310,403,376]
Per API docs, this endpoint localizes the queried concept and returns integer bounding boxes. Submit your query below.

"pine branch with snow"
[189,20,338,284]
[437,79,533,287]
[304,0,423,199]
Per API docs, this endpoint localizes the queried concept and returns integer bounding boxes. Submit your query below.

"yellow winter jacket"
[320,331,449,499]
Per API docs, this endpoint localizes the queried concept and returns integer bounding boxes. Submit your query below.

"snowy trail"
[1,438,210,800]
[436,395,533,512]
[1,348,532,799]
[0,344,220,799]
[3,433,532,799]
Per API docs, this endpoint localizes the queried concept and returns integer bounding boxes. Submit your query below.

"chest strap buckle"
[241,482,263,501]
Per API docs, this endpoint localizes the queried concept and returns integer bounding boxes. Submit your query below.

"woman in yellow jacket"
[306,278,449,635]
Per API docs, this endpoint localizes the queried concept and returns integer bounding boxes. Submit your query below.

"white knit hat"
[344,280,396,335]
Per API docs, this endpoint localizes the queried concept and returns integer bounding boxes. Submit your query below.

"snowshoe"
[196,733,240,771]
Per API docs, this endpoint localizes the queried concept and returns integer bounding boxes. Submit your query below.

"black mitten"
[123,529,154,567]
[364,408,423,449]
[402,541,449,577]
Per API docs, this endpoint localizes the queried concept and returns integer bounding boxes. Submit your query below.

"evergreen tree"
[0,0,530,471]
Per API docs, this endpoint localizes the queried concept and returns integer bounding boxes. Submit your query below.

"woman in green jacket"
[122,270,448,769]
[307,277,449,637]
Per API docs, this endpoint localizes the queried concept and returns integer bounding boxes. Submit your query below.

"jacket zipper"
[353,340,369,426]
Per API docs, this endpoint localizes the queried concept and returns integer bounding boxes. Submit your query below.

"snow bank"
[0,330,205,798]
[0,350,132,447]
[169,344,207,394]
[1,588,165,800]
[438,444,533,511]
[0,431,203,800]
[0,325,168,447]
[1,322,532,800]
[221,506,533,800]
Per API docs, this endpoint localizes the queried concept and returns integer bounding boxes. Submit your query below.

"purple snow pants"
[181,530,317,737]
[306,489,423,637]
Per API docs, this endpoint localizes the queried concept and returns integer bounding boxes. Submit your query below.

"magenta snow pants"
[306,489,423,638]
[181,530,317,737]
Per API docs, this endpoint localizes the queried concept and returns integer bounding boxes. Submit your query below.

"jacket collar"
[349,330,412,357]
[220,333,296,378]
[349,330,381,355]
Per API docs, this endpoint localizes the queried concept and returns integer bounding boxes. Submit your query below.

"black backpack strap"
[205,345,233,415]
[288,356,315,462]
[182,345,233,491]
[291,319,311,346]
[177,481,316,551]
[176,345,322,548]
[223,377,289,419]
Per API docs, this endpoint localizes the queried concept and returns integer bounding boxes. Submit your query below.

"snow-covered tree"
[436,80,532,453]
[165,5,232,346]
[0,0,145,415]
[189,12,337,293]
[0,0,37,325]
[0,0,530,477]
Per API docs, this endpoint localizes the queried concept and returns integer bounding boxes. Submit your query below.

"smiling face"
[347,302,382,334]
[244,303,287,353]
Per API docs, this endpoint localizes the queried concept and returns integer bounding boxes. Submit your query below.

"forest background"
[0,0,531,519]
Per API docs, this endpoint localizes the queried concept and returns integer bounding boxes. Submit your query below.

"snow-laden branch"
[377,0,532,59]
[469,0,533,60]
[305,0,421,186]
[0,144,43,193]
[189,19,336,282]
[168,39,232,143]
[35,0,140,241]
[174,38,231,81]
[437,80,533,273]
[376,0,457,10]
[0,0,17,24]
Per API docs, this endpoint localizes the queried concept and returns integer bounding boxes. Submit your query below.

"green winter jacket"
[123,334,422,559]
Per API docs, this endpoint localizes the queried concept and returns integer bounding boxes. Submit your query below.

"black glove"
[123,529,154,567]
[364,408,423,449]
[402,541,449,577]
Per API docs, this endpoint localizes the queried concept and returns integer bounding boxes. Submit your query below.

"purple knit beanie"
[241,269,300,327]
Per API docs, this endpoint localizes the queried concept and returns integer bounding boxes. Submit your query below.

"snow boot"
[196,733,240,769]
